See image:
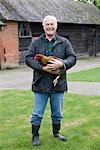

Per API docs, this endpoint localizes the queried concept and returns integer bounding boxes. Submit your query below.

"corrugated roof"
[0,0,100,24]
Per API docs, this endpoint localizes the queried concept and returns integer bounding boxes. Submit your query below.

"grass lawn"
[0,90,100,150]
[68,67,100,82]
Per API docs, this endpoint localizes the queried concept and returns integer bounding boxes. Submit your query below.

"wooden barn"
[0,0,100,69]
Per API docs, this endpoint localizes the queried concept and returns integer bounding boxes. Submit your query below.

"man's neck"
[45,34,55,41]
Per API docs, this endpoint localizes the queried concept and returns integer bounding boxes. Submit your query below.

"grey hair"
[42,15,57,26]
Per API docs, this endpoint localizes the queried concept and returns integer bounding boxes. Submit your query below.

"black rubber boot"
[52,123,67,142]
[32,124,40,146]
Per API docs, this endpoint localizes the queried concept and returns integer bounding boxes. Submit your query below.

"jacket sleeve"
[62,39,77,70]
[25,40,43,71]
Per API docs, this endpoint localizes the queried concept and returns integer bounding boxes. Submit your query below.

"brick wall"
[0,21,19,69]
[0,35,4,69]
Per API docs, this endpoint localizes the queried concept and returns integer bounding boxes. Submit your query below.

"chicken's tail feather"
[53,76,60,87]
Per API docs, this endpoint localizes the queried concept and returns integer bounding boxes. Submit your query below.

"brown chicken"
[34,54,55,65]
[34,54,64,86]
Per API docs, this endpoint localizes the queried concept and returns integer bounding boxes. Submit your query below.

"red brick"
[0,21,19,69]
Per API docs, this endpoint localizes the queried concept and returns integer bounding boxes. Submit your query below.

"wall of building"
[0,21,19,69]
[58,23,99,56]
[0,27,5,69]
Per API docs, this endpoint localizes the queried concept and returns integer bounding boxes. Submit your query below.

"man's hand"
[47,59,64,70]
[42,59,64,75]
[42,65,53,73]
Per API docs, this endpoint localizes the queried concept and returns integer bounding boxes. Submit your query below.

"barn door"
[19,22,32,64]
[96,27,100,56]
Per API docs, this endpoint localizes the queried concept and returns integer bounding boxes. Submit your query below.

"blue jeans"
[31,92,64,125]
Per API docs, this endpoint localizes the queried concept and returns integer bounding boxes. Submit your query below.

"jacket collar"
[40,33,64,44]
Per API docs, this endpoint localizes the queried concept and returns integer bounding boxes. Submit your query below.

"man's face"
[43,20,57,36]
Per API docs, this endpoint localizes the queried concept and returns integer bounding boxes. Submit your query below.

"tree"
[75,0,100,9]
[95,0,100,9]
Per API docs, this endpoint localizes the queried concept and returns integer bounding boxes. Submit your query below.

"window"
[19,22,31,37]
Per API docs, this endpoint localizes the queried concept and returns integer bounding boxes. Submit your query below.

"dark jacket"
[25,34,76,93]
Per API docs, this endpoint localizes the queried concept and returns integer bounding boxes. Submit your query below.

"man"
[25,15,76,146]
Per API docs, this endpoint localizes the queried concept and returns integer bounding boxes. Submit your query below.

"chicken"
[34,54,64,86]
[34,54,55,65]
[34,54,64,75]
